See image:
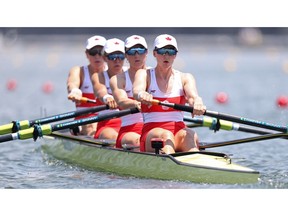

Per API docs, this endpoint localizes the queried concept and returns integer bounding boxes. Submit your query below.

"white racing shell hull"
[41,132,260,184]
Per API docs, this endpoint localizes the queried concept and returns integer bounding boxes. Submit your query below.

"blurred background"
[1,27,288,122]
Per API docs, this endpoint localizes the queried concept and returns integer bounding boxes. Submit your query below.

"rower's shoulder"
[69,65,82,74]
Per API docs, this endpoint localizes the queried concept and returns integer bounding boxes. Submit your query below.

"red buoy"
[42,81,54,94]
[216,92,228,104]
[6,79,17,91]
[276,95,288,108]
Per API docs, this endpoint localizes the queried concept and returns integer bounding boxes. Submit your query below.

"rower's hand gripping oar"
[0,99,107,135]
[0,107,139,143]
[152,99,288,133]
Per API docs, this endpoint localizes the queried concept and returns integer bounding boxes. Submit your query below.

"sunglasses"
[107,53,125,61]
[156,48,177,56]
[126,48,147,56]
[88,48,103,56]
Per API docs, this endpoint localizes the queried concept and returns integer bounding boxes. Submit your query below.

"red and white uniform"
[140,68,187,151]
[75,66,102,119]
[94,70,121,139]
[115,70,144,148]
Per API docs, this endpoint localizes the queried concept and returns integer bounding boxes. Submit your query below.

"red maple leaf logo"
[165,37,172,41]
[134,36,140,40]
[114,41,119,45]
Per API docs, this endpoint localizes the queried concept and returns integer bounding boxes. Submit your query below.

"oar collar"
[11,121,21,133]
[33,124,43,141]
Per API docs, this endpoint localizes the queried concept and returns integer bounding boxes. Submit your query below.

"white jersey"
[121,70,143,127]
[76,65,98,109]
[98,70,119,115]
[141,68,186,123]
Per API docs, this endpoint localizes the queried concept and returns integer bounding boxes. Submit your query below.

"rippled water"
[1,31,288,193]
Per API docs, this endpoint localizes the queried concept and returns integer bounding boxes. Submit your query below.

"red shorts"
[94,118,121,139]
[115,122,144,148]
[140,121,186,152]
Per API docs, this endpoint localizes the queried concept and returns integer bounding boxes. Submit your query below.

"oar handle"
[81,97,97,104]
[152,99,194,112]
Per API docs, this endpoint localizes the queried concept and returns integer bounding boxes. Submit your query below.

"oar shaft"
[0,128,35,143]
[184,116,288,139]
[0,107,140,143]
[0,134,14,143]
[199,132,288,149]
[152,99,287,133]
[0,105,108,135]
[183,117,204,125]
[205,110,287,133]
[37,107,139,141]
[31,105,108,125]
[0,121,30,135]
[51,108,138,132]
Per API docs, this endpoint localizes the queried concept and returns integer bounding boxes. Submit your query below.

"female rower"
[91,38,125,140]
[133,34,206,154]
[110,35,148,149]
[67,35,107,136]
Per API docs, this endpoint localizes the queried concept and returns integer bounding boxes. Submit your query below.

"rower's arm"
[133,68,148,101]
[110,74,138,109]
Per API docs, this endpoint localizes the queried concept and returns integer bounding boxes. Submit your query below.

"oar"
[0,107,139,143]
[184,116,282,136]
[0,104,109,135]
[152,99,288,133]
[80,97,97,104]
[199,132,288,149]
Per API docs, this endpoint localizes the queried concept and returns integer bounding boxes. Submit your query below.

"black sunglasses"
[156,48,177,56]
[88,48,103,56]
[126,48,147,56]
[107,53,125,61]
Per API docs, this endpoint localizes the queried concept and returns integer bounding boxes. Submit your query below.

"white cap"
[104,38,125,54]
[153,34,178,51]
[125,35,147,49]
[86,35,106,49]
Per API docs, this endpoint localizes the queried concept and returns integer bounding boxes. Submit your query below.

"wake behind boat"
[41,131,260,184]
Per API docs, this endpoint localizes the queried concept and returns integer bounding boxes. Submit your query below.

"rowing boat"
[41,131,260,184]
[0,105,261,184]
